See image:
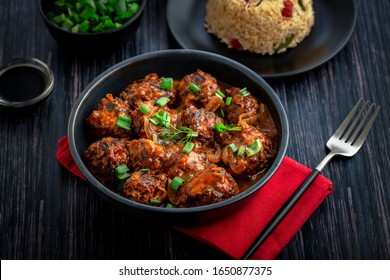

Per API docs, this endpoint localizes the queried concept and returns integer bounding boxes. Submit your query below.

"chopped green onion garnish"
[246,139,263,157]
[155,97,170,107]
[239,87,250,97]
[215,123,242,133]
[166,203,176,208]
[116,172,131,180]
[115,0,127,15]
[215,123,225,133]
[115,164,131,180]
[161,78,173,90]
[186,131,198,138]
[215,89,225,99]
[150,198,162,204]
[159,111,170,128]
[237,146,246,156]
[170,176,184,191]
[225,96,232,106]
[182,142,194,154]
[139,104,150,115]
[117,179,126,193]
[228,143,238,153]
[116,114,131,130]
[149,116,160,126]
[118,114,131,122]
[139,168,150,172]
[188,83,200,93]
[150,111,171,128]
[52,13,66,25]
[46,0,141,34]
[115,164,130,174]
[61,18,74,31]
[228,126,242,132]
[116,119,131,130]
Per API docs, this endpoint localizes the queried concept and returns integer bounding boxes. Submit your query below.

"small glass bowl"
[0,57,54,108]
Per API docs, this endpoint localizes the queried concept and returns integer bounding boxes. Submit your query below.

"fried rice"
[204,0,315,55]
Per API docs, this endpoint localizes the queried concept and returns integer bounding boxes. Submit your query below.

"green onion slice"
[117,179,126,193]
[116,172,131,180]
[215,123,242,133]
[116,114,131,130]
[150,111,171,128]
[225,96,232,106]
[186,131,198,138]
[215,123,226,133]
[170,176,184,191]
[188,83,200,93]
[182,142,194,154]
[115,164,130,174]
[139,168,150,172]
[46,0,141,34]
[155,97,170,107]
[161,78,173,90]
[239,87,250,97]
[226,124,242,131]
[118,114,131,122]
[246,139,263,157]
[139,104,150,115]
[149,116,160,126]
[166,203,176,208]
[228,143,238,153]
[150,198,162,204]
[115,164,131,180]
[237,146,246,156]
[215,89,225,99]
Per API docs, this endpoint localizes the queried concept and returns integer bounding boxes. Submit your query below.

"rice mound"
[204,0,315,55]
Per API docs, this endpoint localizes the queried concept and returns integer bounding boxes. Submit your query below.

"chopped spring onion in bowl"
[45,0,141,34]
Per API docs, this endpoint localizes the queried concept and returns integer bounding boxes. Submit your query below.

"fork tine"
[348,103,375,143]
[333,97,364,139]
[352,105,380,148]
[340,100,369,140]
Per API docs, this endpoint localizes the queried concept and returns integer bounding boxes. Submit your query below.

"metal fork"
[241,97,380,260]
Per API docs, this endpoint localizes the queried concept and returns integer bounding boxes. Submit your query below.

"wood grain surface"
[0,0,389,260]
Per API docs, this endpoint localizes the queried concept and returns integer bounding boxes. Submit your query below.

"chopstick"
[241,170,320,259]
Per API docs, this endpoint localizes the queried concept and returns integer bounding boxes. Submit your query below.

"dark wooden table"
[1,0,389,260]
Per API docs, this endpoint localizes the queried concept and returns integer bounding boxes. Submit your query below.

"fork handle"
[241,169,321,260]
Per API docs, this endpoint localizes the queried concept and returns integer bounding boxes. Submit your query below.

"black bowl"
[68,49,289,223]
[39,0,146,52]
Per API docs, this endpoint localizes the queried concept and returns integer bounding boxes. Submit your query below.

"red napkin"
[56,136,333,259]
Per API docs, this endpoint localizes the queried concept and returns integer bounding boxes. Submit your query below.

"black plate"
[166,0,357,79]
